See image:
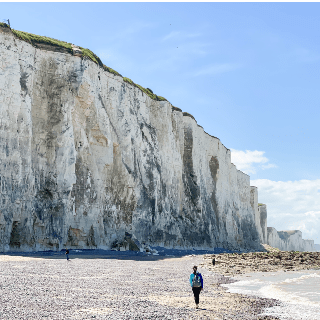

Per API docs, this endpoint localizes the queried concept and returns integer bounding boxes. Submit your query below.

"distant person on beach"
[65,249,69,261]
[189,265,203,309]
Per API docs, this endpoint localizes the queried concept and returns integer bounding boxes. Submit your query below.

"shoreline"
[213,269,320,320]
[199,247,320,320]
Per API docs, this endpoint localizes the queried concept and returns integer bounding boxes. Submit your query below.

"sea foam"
[221,269,320,320]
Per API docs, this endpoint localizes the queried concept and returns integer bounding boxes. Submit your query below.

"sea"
[221,269,320,320]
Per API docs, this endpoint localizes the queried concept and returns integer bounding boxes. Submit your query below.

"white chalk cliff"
[0,25,314,252]
[267,228,314,252]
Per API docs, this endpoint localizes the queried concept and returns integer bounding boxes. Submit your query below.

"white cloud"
[193,63,242,77]
[261,163,278,170]
[251,179,320,243]
[230,149,277,174]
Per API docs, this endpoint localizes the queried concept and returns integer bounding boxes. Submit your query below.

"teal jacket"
[190,272,203,288]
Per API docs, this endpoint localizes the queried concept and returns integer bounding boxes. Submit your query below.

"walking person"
[65,249,70,261]
[190,265,203,309]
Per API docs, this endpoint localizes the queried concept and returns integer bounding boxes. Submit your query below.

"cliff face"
[0,27,268,252]
[257,204,268,245]
[250,189,267,244]
[267,228,314,252]
[0,27,313,253]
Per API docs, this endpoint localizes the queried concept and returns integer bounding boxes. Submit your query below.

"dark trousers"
[66,254,69,260]
[192,287,201,304]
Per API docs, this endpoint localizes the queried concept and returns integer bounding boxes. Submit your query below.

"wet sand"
[0,251,284,320]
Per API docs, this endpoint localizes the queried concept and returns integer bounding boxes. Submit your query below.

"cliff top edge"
[0,24,204,120]
[0,23,168,102]
[0,23,233,155]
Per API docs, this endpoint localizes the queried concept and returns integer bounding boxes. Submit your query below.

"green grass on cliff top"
[12,29,73,52]
[6,26,168,103]
[0,22,10,28]
[123,77,166,101]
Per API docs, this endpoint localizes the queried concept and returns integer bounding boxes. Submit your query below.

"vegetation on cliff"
[1,24,198,116]
[102,65,122,77]
[11,29,73,53]
[0,22,10,28]
[123,77,166,101]
[2,24,169,104]
[79,47,103,66]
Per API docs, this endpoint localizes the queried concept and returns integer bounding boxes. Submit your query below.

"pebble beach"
[0,249,286,320]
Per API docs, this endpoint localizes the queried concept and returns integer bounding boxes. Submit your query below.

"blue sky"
[2,2,320,244]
